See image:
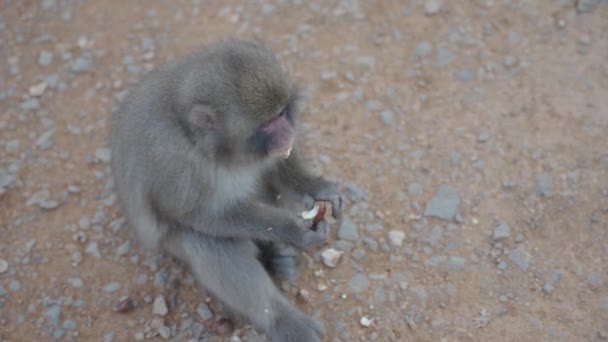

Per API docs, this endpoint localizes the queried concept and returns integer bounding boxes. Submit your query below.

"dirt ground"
[1,0,607,341]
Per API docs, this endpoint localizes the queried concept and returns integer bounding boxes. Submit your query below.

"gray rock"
[103,332,115,342]
[333,240,354,252]
[42,0,56,9]
[588,272,605,291]
[197,303,213,321]
[408,182,422,195]
[21,98,40,111]
[380,110,394,125]
[62,319,76,330]
[424,0,442,15]
[542,271,563,294]
[8,280,20,291]
[5,139,19,154]
[351,248,366,261]
[354,56,376,68]
[154,267,169,287]
[425,255,447,267]
[71,57,92,74]
[153,295,168,316]
[116,240,132,256]
[408,285,427,305]
[492,223,511,241]
[344,184,367,202]
[576,0,602,13]
[103,282,120,293]
[435,47,452,67]
[85,242,101,258]
[365,223,383,232]
[508,245,531,271]
[423,226,444,246]
[448,256,466,271]
[537,173,552,197]
[67,278,84,288]
[414,41,433,58]
[366,100,382,111]
[338,217,359,241]
[424,185,460,221]
[477,128,489,143]
[39,50,53,67]
[0,169,16,188]
[35,130,54,149]
[507,31,520,45]
[362,237,378,252]
[53,329,65,340]
[348,273,368,293]
[455,69,475,82]
[44,303,62,326]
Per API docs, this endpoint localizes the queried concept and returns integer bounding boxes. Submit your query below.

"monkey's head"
[177,40,300,165]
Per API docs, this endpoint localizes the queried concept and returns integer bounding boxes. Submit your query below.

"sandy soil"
[1,0,607,341]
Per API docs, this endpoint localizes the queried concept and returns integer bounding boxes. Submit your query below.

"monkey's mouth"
[278,145,292,159]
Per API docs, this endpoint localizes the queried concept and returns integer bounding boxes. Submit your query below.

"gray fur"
[109,40,342,342]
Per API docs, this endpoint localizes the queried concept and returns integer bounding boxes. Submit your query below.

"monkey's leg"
[256,241,302,283]
[164,231,323,342]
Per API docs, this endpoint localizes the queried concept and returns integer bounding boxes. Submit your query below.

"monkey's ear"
[188,105,216,130]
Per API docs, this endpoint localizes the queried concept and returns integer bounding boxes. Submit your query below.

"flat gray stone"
[197,303,213,321]
[508,245,531,271]
[424,185,460,221]
[492,223,511,241]
[338,217,359,241]
[542,271,563,294]
[348,273,368,294]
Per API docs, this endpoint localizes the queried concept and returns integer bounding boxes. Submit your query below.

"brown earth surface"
[1,0,608,341]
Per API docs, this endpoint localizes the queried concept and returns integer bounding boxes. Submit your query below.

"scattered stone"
[344,184,367,202]
[71,57,92,74]
[4,140,19,155]
[8,280,20,291]
[414,41,433,58]
[85,242,102,258]
[53,329,65,340]
[473,309,491,328]
[154,267,169,287]
[537,173,552,197]
[576,0,602,13]
[435,47,452,67]
[366,100,382,111]
[62,319,76,330]
[348,273,368,294]
[508,245,531,271]
[134,332,144,340]
[448,256,466,271]
[542,271,563,295]
[588,272,604,291]
[35,130,55,149]
[42,0,56,9]
[95,147,111,163]
[103,282,120,293]
[491,223,510,241]
[29,82,47,97]
[408,285,427,305]
[455,69,475,82]
[44,302,62,326]
[321,248,344,268]
[103,332,115,342]
[380,110,394,125]
[354,56,376,68]
[387,230,405,247]
[362,237,378,252]
[424,185,460,221]
[408,182,422,195]
[153,295,168,316]
[197,303,213,321]
[116,240,132,256]
[67,278,84,288]
[351,248,366,261]
[113,296,135,313]
[477,128,489,143]
[158,325,171,339]
[338,217,359,241]
[424,0,442,15]
[365,223,383,232]
[0,259,8,273]
[360,316,373,327]
[333,240,354,252]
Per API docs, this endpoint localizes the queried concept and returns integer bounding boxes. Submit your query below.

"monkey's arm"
[272,149,343,219]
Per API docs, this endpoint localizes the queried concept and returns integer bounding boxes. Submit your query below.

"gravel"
[588,272,604,291]
[196,303,213,321]
[508,245,531,271]
[414,41,433,58]
[338,217,359,241]
[85,242,102,257]
[491,223,511,241]
[153,295,168,316]
[455,69,475,82]
[424,185,460,221]
[103,282,120,293]
[537,173,552,197]
[424,0,442,15]
[71,57,92,73]
[348,273,369,293]
[542,271,563,294]
[380,110,394,125]
[321,248,344,267]
[387,230,405,247]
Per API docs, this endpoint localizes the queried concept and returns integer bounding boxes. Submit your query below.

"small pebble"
[85,242,101,257]
[414,41,433,58]
[588,272,604,291]
[360,316,373,327]
[338,217,359,241]
[508,245,531,271]
[424,0,442,15]
[424,184,460,221]
[348,273,368,294]
[0,259,8,273]
[321,248,344,268]
[537,173,552,197]
[492,223,510,241]
[113,296,135,313]
[197,303,213,321]
[387,230,405,247]
[542,271,563,294]
[103,282,120,293]
[153,295,168,316]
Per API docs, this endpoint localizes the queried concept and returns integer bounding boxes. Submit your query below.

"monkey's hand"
[302,181,343,220]
[297,220,329,250]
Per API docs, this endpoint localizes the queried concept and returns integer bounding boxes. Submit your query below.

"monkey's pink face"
[259,112,294,159]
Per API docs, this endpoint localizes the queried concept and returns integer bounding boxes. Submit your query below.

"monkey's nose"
[279,146,292,159]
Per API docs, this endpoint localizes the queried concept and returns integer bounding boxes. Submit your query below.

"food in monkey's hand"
[300,202,327,228]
